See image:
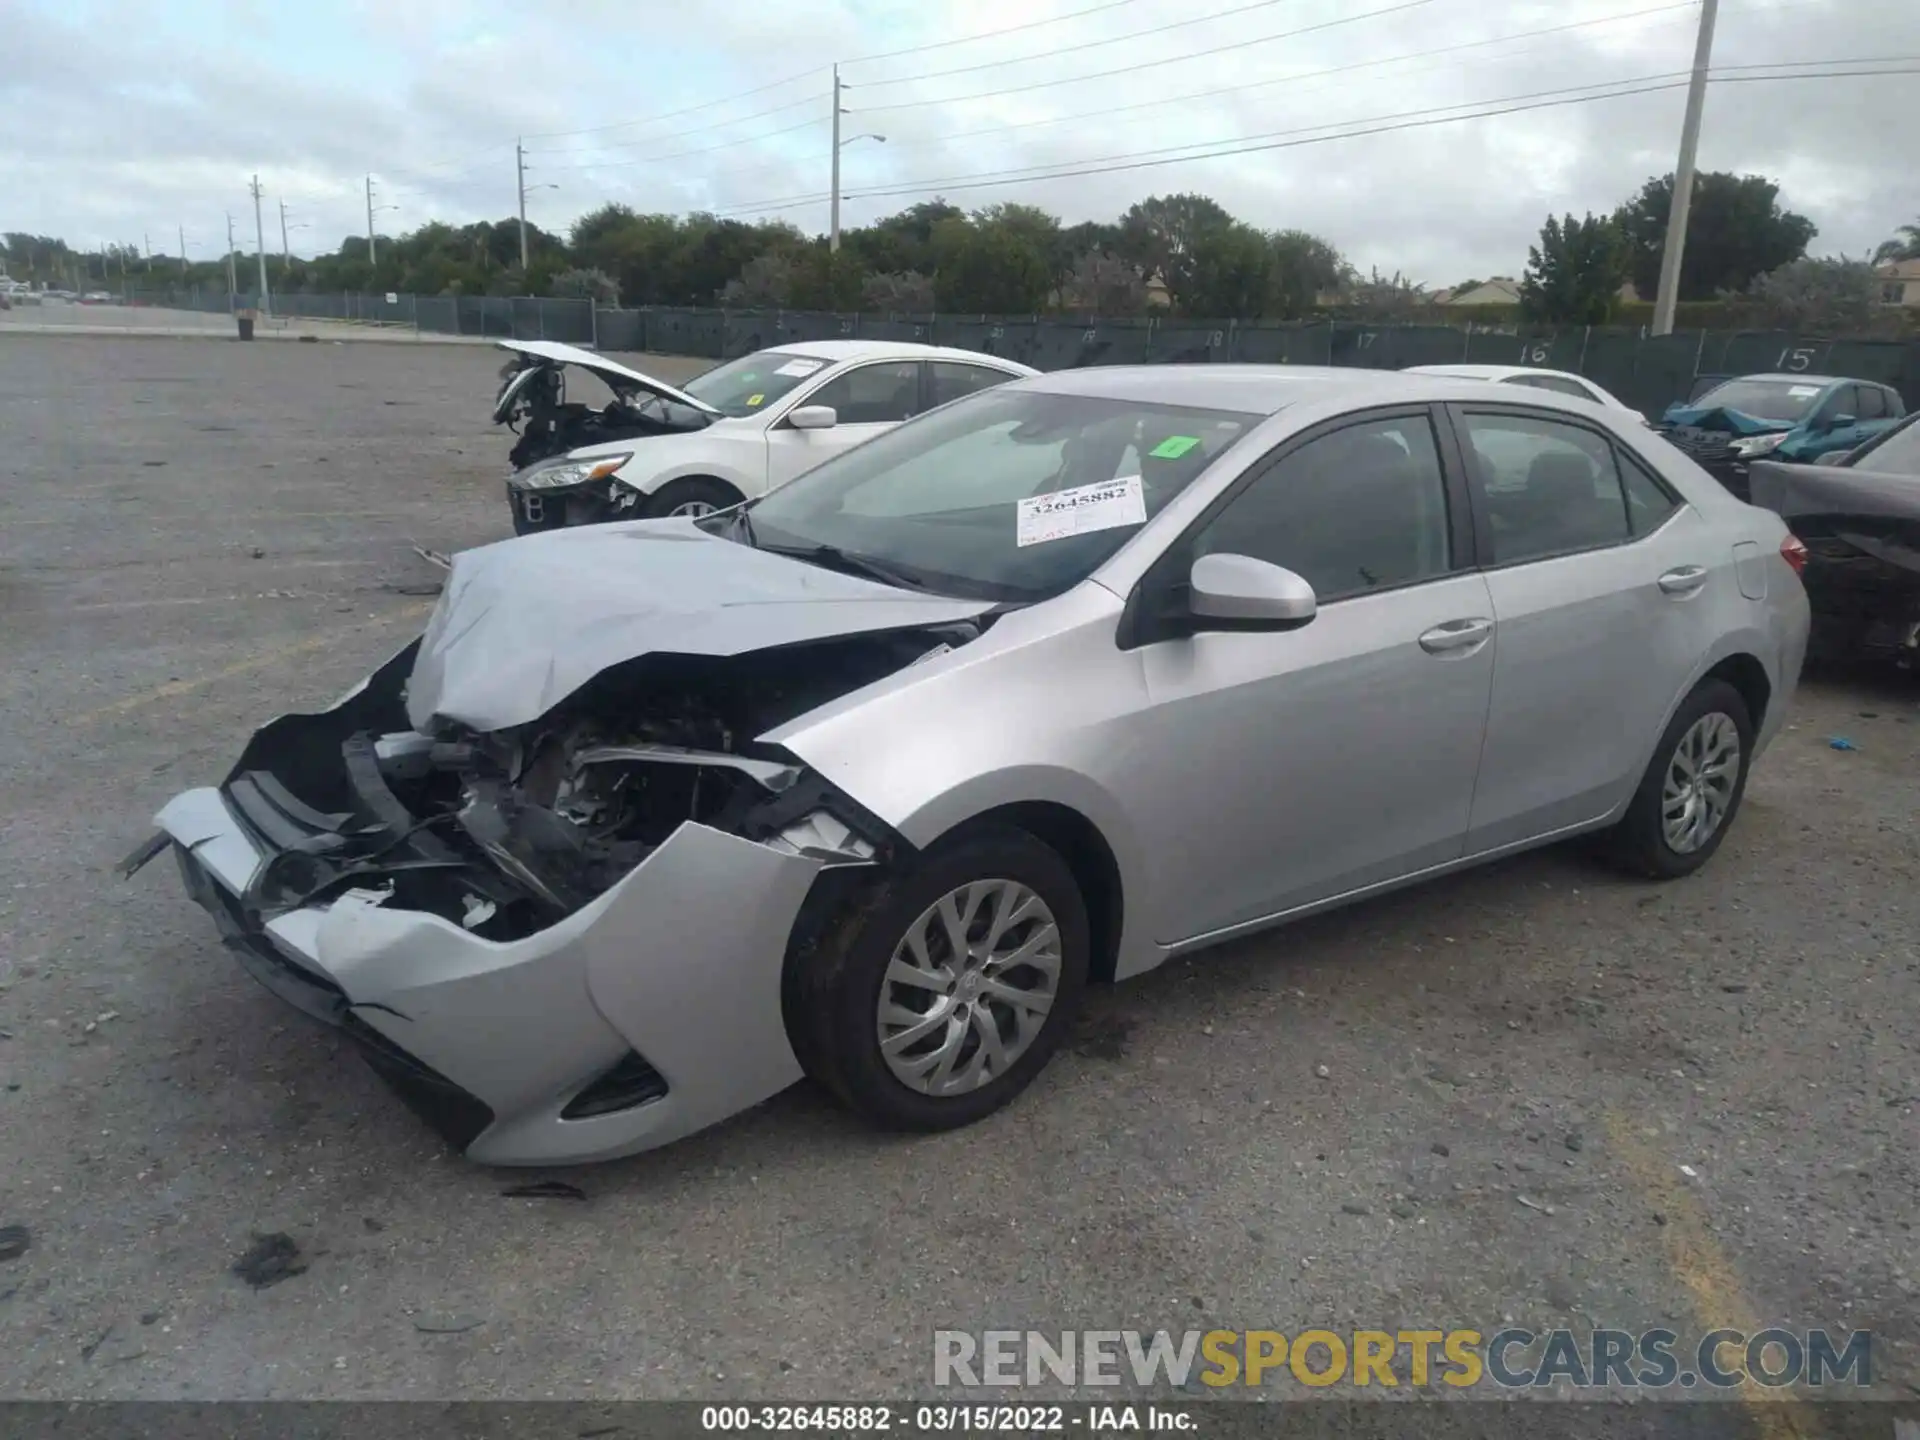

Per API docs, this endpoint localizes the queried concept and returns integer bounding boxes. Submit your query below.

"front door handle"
[1658,565,1709,596]
[1418,618,1494,654]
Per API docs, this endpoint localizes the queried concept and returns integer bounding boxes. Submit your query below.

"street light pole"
[829,66,842,253]
[250,173,272,316]
[366,175,377,265]
[517,138,529,271]
[1650,0,1720,336]
[280,198,291,270]
[226,212,238,301]
[179,224,187,278]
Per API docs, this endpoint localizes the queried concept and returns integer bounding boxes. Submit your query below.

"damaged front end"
[125,615,983,1164]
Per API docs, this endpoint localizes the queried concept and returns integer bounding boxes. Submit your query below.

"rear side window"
[1618,451,1680,535]
[1460,412,1634,564]
[929,362,1015,407]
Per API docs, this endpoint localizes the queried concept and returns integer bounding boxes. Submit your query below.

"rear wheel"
[1602,678,1754,879]
[788,824,1090,1132]
[640,476,743,520]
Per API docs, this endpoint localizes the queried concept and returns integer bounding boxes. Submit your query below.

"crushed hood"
[405,521,996,733]
[1659,404,1792,436]
[495,340,722,418]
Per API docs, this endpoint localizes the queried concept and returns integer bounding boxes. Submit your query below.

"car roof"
[1408,363,1587,383]
[1718,373,1846,387]
[771,339,1030,367]
[1017,363,1534,415]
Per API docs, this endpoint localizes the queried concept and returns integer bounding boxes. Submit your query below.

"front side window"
[681,350,830,417]
[1462,412,1634,564]
[1193,414,1452,602]
[806,361,921,424]
[738,389,1260,601]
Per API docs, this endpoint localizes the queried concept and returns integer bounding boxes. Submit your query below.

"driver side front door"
[764,360,923,491]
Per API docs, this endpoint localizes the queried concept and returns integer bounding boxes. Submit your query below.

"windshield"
[733,387,1261,602]
[680,350,831,418]
[1846,413,1920,475]
[1690,378,1825,424]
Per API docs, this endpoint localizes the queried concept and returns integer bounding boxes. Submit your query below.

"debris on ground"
[231,1231,307,1288]
[500,1180,588,1202]
[0,1225,29,1262]
[81,1323,115,1361]
[1515,1194,1556,1215]
[1828,736,1859,751]
[414,1314,485,1334]
[409,543,453,571]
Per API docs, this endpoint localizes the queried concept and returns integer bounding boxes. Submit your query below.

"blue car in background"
[1656,373,1907,500]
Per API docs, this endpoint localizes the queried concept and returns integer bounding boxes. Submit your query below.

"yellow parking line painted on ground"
[1605,1115,1814,1440]
[70,600,434,728]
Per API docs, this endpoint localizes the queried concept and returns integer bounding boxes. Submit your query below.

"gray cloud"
[3,0,1914,281]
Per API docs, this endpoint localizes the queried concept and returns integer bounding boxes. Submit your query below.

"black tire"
[788,822,1090,1133]
[1602,678,1755,879]
[640,476,743,519]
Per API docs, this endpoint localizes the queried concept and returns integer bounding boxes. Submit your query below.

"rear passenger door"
[927,360,1023,409]
[1451,405,1718,854]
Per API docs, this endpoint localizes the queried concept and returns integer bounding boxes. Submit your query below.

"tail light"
[1780,534,1808,576]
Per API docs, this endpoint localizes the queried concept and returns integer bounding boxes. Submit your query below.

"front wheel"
[788,823,1090,1133]
[640,476,744,520]
[1602,678,1754,879]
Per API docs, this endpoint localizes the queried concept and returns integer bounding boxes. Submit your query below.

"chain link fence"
[127,289,1916,420]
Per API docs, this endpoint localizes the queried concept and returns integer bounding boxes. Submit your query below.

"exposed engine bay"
[494,353,710,472]
[216,625,984,942]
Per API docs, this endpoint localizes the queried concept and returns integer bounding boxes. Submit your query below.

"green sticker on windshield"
[746,393,765,407]
[1149,435,1201,459]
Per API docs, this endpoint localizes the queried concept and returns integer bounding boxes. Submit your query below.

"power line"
[851,0,1308,87]
[839,0,1149,66]
[522,94,822,158]
[699,62,1918,218]
[857,0,1439,115]
[518,68,826,142]
[524,1,1700,189]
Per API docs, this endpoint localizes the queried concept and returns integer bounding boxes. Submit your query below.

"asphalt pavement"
[0,335,1915,1405]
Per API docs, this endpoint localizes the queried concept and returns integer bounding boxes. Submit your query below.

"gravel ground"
[0,336,1915,1405]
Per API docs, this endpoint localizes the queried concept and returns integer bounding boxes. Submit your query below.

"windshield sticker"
[1788,385,1820,398]
[746,393,765,407]
[1148,435,1202,459]
[775,358,825,377]
[1016,475,1148,548]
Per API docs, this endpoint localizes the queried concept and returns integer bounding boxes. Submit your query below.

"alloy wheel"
[1661,711,1742,854]
[876,879,1061,1096]
[669,499,718,518]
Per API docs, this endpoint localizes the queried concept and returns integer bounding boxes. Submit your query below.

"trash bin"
[236,309,255,341]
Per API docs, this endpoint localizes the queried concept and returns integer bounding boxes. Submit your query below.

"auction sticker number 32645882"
[1016,476,1148,548]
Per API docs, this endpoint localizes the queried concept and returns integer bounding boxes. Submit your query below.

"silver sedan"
[127,365,1810,1164]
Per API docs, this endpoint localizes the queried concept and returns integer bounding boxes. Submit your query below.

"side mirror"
[788,405,838,431]
[1188,553,1317,628]
[1823,413,1855,432]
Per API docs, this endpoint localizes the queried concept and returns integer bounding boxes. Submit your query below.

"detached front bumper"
[155,788,827,1166]
[505,476,636,531]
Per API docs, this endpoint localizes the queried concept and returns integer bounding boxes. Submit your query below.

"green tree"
[1873,220,1920,264]
[1265,229,1345,319]
[1750,257,1879,333]
[929,211,1052,313]
[1113,193,1237,311]
[1520,212,1627,323]
[1614,172,1816,301]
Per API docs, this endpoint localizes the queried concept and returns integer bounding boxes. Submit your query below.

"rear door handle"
[1658,565,1709,596]
[1418,618,1494,654]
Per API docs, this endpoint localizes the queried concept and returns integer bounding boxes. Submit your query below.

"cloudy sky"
[5,0,1915,285]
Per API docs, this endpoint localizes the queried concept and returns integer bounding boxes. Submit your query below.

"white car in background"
[1405,363,1646,422]
[500,340,1037,531]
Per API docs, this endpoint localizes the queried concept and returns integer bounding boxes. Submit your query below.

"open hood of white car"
[495,339,723,418]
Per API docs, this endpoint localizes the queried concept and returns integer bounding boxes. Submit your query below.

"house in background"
[1442,277,1522,306]
[1877,259,1920,307]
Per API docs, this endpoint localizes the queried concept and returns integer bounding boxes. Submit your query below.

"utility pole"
[226,212,238,302]
[1650,0,1720,336]
[366,174,377,265]
[829,66,843,253]
[517,138,529,270]
[178,224,187,277]
[249,174,272,316]
[279,198,291,270]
